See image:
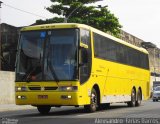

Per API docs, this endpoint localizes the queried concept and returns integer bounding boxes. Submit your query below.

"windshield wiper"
[48,60,59,82]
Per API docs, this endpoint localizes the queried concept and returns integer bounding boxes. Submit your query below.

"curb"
[0,104,35,112]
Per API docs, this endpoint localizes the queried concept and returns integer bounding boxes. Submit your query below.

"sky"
[1,0,160,48]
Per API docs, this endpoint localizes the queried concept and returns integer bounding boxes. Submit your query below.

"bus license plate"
[38,95,48,99]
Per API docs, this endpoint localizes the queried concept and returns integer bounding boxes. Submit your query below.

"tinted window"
[16,29,79,82]
[80,29,92,84]
[93,33,149,70]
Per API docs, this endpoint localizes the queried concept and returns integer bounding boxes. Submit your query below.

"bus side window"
[80,29,92,84]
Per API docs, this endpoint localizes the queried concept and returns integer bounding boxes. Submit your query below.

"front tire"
[37,106,51,114]
[84,88,98,112]
[127,88,136,107]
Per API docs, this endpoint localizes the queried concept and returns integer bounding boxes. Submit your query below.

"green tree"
[35,0,122,36]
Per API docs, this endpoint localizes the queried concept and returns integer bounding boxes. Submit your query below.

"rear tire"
[127,88,136,107]
[135,89,142,106]
[37,106,51,114]
[84,88,98,112]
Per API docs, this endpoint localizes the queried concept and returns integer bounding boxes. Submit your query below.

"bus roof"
[21,23,148,54]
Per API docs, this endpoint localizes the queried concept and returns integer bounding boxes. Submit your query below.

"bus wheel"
[136,89,142,106]
[84,88,98,112]
[37,106,51,114]
[127,88,136,107]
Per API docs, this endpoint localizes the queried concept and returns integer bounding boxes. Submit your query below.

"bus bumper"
[15,91,83,106]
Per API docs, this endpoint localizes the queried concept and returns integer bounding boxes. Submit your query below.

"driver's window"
[80,29,92,84]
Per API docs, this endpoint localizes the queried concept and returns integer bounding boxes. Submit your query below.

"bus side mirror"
[80,43,88,49]
[79,43,88,66]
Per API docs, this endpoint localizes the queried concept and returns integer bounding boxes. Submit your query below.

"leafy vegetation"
[36,0,122,36]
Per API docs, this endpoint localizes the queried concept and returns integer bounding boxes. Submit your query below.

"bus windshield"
[16,29,78,82]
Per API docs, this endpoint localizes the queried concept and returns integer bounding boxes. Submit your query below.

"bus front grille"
[29,87,41,90]
[44,87,58,90]
[28,87,58,91]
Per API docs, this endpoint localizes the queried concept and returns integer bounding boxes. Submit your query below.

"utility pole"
[0,1,3,70]
[64,5,81,23]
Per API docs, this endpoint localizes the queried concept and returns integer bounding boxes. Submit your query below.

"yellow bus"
[15,23,150,114]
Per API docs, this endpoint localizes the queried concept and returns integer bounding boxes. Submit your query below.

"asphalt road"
[0,100,160,124]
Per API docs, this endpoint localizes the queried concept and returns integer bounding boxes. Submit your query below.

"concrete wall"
[0,71,15,104]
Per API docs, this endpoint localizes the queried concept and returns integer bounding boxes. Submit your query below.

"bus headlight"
[17,95,27,99]
[15,86,28,92]
[59,86,78,91]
